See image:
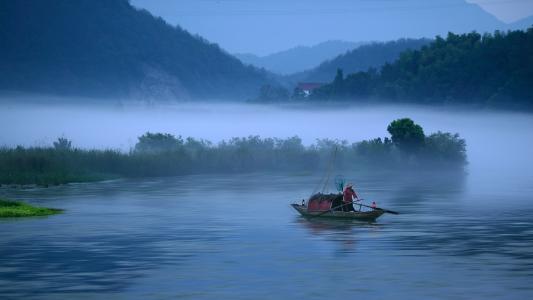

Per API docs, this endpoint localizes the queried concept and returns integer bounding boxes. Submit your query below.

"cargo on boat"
[291,193,385,221]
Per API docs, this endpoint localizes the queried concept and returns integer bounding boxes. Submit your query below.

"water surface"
[1,169,533,299]
[1,102,533,299]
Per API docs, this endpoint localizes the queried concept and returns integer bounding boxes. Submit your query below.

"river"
[1,102,533,299]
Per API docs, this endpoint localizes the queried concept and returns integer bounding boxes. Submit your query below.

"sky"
[468,0,533,22]
[131,0,533,55]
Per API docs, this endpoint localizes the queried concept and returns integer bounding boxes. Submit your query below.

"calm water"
[1,169,533,299]
[1,103,533,299]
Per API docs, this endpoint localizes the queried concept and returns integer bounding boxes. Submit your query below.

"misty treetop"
[423,131,467,165]
[0,119,466,186]
[355,118,466,167]
[387,118,425,154]
[311,28,533,108]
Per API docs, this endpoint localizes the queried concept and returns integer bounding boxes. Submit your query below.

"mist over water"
[2,98,533,299]
[3,99,533,211]
[2,99,533,173]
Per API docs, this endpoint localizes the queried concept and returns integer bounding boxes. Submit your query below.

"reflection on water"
[294,218,384,254]
[1,170,533,299]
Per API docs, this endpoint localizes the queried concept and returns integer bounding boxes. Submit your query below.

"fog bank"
[1,101,532,174]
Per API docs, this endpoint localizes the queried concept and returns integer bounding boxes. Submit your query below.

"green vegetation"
[0,119,466,186]
[387,118,426,154]
[311,28,533,108]
[0,198,62,218]
[291,38,431,83]
[357,119,467,168]
[0,144,120,186]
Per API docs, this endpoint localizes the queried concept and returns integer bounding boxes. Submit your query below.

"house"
[296,82,324,97]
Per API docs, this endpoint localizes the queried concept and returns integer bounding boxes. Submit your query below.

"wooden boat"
[291,203,384,221]
[293,150,396,221]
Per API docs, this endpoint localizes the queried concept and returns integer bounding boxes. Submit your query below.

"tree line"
[311,28,533,108]
[0,119,466,186]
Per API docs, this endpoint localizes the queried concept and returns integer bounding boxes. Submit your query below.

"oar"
[358,203,400,215]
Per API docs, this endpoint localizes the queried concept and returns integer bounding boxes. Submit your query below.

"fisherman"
[343,183,359,212]
[371,201,377,209]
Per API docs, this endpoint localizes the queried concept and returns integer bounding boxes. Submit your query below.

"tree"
[332,68,345,97]
[387,118,425,154]
[53,137,72,151]
[334,68,344,85]
[355,137,393,164]
[134,132,183,154]
[423,131,467,165]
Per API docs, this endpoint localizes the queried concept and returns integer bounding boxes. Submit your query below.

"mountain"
[288,39,431,83]
[0,0,272,100]
[235,40,365,75]
[507,16,533,31]
[312,28,533,108]
[132,0,512,55]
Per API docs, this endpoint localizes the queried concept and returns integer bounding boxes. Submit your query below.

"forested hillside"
[312,28,533,108]
[0,0,272,100]
[291,39,430,82]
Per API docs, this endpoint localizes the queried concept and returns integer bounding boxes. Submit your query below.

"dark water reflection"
[1,170,533,299]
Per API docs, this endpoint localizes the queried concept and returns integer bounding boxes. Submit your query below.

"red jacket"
[343,187,358,203]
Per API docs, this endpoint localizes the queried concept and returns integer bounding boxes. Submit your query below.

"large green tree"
[387,118,425,153]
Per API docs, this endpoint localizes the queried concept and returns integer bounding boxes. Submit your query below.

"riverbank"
[0,198,62,217]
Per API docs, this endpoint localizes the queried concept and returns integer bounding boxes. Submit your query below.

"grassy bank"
[0,198,62,217]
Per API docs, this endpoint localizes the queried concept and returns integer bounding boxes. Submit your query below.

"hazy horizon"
[131,0,533,55]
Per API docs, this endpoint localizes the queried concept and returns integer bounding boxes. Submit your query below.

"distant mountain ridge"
[288,39,431,84]
[507,16,533,31]
[132,0,531,55]
[0,0,273,100]
[285,14,533,85]
[235,40,366,75]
